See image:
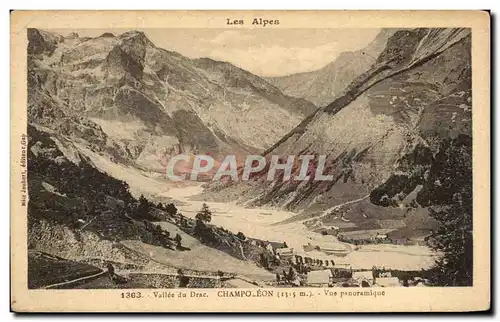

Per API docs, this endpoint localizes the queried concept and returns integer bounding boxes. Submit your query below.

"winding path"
[41,271,107,289]
[313,194,370,222]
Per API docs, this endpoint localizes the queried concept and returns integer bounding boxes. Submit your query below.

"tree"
[165,203,178,215]
[402,274,410,287]
[429,202,473,286]
[174,233,182,247]
[157,202,164,210]
[177,269,189,288]
[236,231,246,241]
[276,273,281,283]
[372,266,378,282]
[195,203,212,223]
[137,194,151,219]
[424,136,473,286]
[194,203,215,243]
[107,263,115,279]
[287,267,296,282]
[259,253,269,269]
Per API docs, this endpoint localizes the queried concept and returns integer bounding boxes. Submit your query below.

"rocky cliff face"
[213,28,472,238]
[266,29,396,107]
[27,29,316,172]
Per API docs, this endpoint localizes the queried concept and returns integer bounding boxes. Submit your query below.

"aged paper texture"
[10,10,490,312]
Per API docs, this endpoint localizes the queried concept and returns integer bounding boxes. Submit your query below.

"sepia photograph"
[10,10,490,312]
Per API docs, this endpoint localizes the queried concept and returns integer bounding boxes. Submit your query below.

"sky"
[51,28,380,77]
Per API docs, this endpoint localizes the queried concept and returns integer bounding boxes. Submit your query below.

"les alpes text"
[226,18,280,27]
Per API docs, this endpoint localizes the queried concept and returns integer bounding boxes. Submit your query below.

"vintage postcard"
[10,10,490,312]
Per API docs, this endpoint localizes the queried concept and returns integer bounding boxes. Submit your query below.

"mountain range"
[27,27,472,242]
[208,28,472,240]
[28,28,316,172]
[265,29,397,107]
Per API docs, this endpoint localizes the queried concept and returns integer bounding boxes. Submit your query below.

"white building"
[379,271,392,278]
[276,248,294,257]
[352,271,374,286]
[307,270,332,287]
[375,277,400,287]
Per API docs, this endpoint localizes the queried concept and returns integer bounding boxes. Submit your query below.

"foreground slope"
[27,125,274,288]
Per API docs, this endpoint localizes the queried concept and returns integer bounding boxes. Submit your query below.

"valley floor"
[78,145,439,272]
[160,185,438,271]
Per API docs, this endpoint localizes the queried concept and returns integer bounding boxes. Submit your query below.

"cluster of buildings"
[306,269,430,288]
[258,240,427,288]
[250,238,429,288]
[307,269,410,287]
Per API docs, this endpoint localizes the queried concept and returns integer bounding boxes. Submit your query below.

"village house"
[414,280,428,287]
[276,247,294,259]
[375,277,400,287]
[412,277,430,287]
[331,259,351,270]
[260,241,287,254]
[379,271,392,278]
[307,269,332,287]
[331,262,353,279]
[352,271,374,287]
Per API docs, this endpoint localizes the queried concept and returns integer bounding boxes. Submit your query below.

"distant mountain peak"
[99,32,115,38]
[27,28,63,56]
[120,30,147,38]
[119,30,153,45]
[66,32,79,39]
[266,28,396,107]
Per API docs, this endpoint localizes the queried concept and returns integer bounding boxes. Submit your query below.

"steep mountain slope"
[27,124,275,287]
[266,29,396,107]
[212,28,472,238]
[28,29,316,172]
